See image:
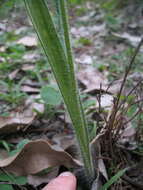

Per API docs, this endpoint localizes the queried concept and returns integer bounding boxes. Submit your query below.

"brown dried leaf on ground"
[20,85,40,93]
[0,96,44,134]
[90,132,108,188]
[75,55,93,65]
[22,52,40,62]
[117,120,137,150]
[112,32,142,48]
[77,65,108,91]
[21,64,35,71]
[8,69,20,80]
[17,36,37,47]
[0,140,82,176]
[96,94,114,111]
[53,134,76,150]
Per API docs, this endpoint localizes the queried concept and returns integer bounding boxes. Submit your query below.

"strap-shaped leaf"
[24,0,94,178]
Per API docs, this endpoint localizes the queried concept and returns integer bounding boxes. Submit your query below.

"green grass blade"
[58,0,74,65]
[99,168,127,190]
[53,0,66,51]
[24,0,94,178]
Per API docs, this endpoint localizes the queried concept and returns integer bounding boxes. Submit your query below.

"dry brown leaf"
[0,140,82,176]
[0,96,44,134]
[77,65,108,91]
[20,85,40,93]
[17,36,37,47]
[75,55,92,65]
[0,46,6,52]
[22,64,35,71]
[90,132,107,189]
[71,26,90,37]
[8,69,20,80]
[117,120,137,150]
[112,32,142,47]
[0,149,9,160]
[53,134,76,150]
[96,94,114,111]
[91,174,103,190]
[0,114,34,134]
[23,52,40,62]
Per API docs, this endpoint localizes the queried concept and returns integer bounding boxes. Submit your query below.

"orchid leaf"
[24,0,94,178]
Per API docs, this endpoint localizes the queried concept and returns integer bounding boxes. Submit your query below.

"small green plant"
[24,0,94,185]
[105,14,121,31]
[0,139,28,190]
[0,172,27,190]
[99,168,127,190]
[77,37,92,46]
[0,139,30,157]
[0,78,27,107]
[41,85,62,106]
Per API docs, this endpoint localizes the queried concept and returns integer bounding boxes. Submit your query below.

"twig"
[117,78,143,112]
[122,174,143,189]
[123,108,142,125]
[108,38,143,141]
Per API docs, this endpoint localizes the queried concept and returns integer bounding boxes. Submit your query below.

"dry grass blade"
[108,38,143,133]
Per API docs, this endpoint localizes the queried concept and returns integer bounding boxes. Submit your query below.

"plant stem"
[59,0,94,177]
[24,0,94,179]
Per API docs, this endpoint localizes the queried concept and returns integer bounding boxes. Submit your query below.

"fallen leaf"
[0,113,34,134]
[75,55,92,65]
[112,32,142,47]
[90,131,108,189]
[0,140,82,176]
[21,85,40,93]
[0,96,44,134]
[117,120,137,150]
[22,64,35,71]
[53,134,76,150]
[8,69,20,80]
[91,174,103,190]
[96,94,114,110]
[17,36,37,47]
[0,46,6,52]
[71,26,90,37]
[77,65,108,91]
[22,52,40,62]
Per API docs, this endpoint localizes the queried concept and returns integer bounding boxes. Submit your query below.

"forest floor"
[0,1,143,190]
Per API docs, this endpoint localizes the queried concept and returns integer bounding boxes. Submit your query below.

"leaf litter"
[0,140,81,175]
[0,1,143,189]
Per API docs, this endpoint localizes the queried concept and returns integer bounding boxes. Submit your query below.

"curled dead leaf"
[112,32,142,48]
[77,65,108,91]
[20,85,40,93]
[17,36,37,47]
[0,140,82,176]
[0,96,44,134]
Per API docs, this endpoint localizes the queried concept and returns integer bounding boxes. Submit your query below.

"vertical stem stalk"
[59,0,94,178]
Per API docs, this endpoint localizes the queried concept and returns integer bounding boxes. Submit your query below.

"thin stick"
[108,38,143,132]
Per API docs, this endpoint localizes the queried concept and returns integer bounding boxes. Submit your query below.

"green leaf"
[0,173,27,185]
[9,139,30,156]
[0,184,14,190]
[0,0,15,19]
[24,0,94,179]
[13,176,27,185]
[0,141,10,152]
[16,139,30,150]
[41,85,62,105]
[99,168,127,190]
